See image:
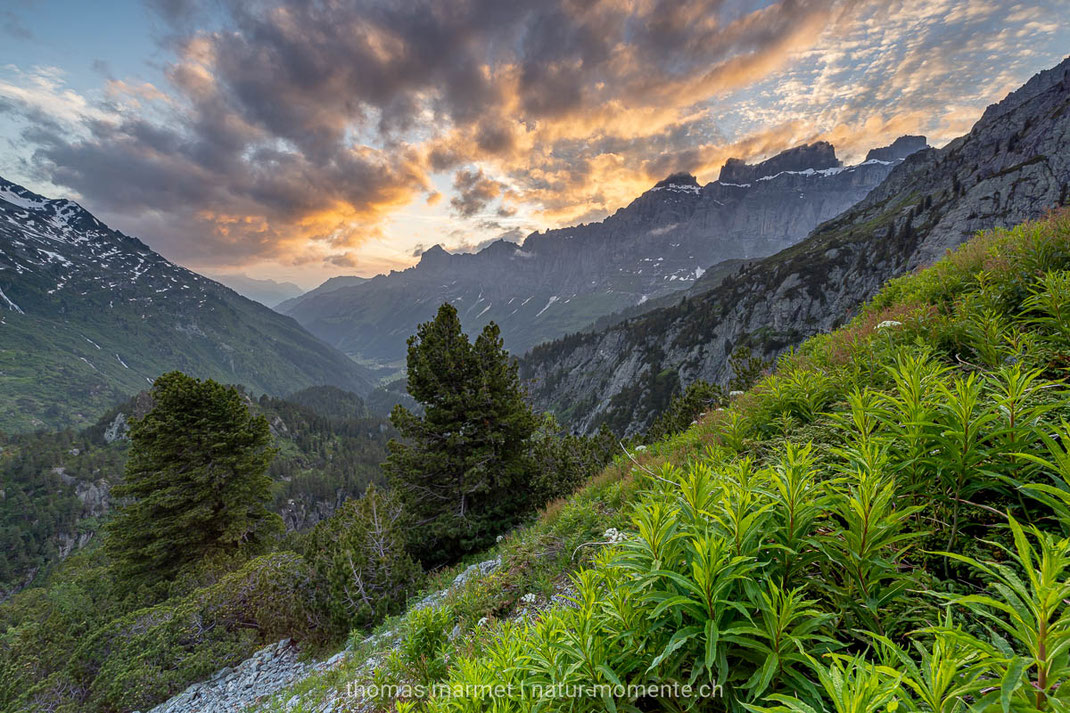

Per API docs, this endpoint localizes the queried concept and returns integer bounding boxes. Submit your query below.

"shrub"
[304,486,423,634]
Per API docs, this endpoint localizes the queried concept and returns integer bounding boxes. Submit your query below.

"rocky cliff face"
[719,141,840,183]
[865,135,928,162]
[521,57,1070,435]
[283,139,921,366]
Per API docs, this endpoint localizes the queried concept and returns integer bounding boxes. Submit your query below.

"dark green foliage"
[728,344,771,392]
[527,415,618,504]
[256,391,392,506]
[0,550,323,713]
[105,372,282,586]
[0,386,392,596]
[645,379,725,441]
[282,385,370,420]
[384,304,537,565]
[0,429,114,593]
[304,486,422,633]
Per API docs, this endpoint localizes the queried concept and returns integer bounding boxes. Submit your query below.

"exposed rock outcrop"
[718,141,840,183]
[284,139,921,365]
[521,57,1070,435]
[865,135,928,162]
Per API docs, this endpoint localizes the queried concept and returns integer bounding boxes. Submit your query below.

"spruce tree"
[105,371,281,586]
[384,303,536,565]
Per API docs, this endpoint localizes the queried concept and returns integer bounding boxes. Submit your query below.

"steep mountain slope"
[522,56,1070,434]
[282,139,924,366]
[0,178,375,432]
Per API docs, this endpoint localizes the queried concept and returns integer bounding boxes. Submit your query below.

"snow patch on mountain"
[0,286,23,313]
[535,296,558,317]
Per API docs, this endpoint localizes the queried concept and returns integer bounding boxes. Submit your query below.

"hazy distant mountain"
[275,274,367,313]
[0,177,375,432]
[207,273,304,308]
[522,57,1070,435]
[282,138,925,366]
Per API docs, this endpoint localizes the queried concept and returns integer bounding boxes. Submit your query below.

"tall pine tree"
[384,304,536,565]
[105,372,281,586]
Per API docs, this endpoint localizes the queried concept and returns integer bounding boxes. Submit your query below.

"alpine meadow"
[2,3,1070,713]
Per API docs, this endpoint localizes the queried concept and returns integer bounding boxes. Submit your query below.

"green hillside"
[257,211,1070,711]
[5,211,1070,713]
[0,176,375,433]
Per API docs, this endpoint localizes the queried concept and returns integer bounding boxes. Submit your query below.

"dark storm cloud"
[449,168,502,218]
[16,0,1019,268]
[14,0,843,262]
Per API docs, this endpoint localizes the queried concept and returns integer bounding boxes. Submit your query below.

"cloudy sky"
[0,0,1067,287]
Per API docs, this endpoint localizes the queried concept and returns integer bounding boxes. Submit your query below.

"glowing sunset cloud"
[0,0,1066,285]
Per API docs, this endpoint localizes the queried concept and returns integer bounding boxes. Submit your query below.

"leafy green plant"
[1023,270,1070,342]
[820,444,923,635]
[939,517,1070,711]
[867,615,991,713]
[767,444,824,589]
[746,654,901,713]
[932,373,1000,553]
[737,584,834,701]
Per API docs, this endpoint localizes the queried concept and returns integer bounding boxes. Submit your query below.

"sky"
[0,0,1067,289]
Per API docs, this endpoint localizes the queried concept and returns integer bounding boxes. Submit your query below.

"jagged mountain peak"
[521,56,1070,436]
[417,243,453,268]
[653,172,700,189]
[865,135,928,162]
[719,141,840,184]
[284,139,906,365]
[978,55,1070,127]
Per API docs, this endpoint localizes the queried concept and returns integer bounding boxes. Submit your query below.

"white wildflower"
[495,535,504,543]
[477,617,489,627]
[603,528,625,544]
[634,445,648,452]
[876,320,903,329]
[521,593,537,605]
[729,390,745,398]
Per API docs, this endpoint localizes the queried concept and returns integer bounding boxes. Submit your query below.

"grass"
[250,210,1070,712]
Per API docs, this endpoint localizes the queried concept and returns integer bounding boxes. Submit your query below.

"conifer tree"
[384,304,536,565]
[304,485,421,632]
[105,371,281,585]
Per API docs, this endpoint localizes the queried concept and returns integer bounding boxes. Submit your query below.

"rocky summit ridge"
[282,136,924,366]
[520,56,1070,436]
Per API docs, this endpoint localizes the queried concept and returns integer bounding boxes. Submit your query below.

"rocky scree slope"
[282,138,923,366]
[521,57,1070,435]
[140,558,502,713]
[0,178,375,432]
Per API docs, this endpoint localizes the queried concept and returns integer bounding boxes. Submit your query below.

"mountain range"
[206,273,305,308]
[522,57,1070,434]
[275,274,367,313]
[279,136,927,366]
[0,180,375,432]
